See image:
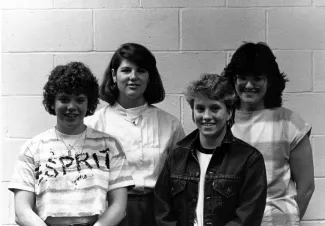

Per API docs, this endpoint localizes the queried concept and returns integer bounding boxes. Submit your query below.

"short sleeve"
[170,120,185,151]
[106,137,134,191]
[8,140,36,193]
[288,110,312,151]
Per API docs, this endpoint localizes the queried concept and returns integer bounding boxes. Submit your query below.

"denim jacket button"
[206,196,211,200]
[206,222,212,225]
[195,172,200,177]
[192,198,197,203]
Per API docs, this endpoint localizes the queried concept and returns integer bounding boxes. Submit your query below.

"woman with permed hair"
[154,74,267,226]
[85,43,185,226]
[9,61,134,226]
[223,42,315,225]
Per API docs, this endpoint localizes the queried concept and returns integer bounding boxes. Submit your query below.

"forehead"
[118,59,139,68]
[193,95,225,107]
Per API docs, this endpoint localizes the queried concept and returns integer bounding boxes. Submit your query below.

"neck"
[199,126,227,149]
[238,102,265,112]
[55,124,86,135]
[117,96,146,109]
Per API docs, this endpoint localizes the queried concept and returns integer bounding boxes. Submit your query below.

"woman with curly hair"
[9,61,134,226]
[223,42,315,225]
[85,43,185,226]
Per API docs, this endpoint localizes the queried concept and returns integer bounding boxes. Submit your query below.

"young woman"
[154,74,267,226]
[223,42,315,225]
[85,43,185,226]
[9,62,134,226]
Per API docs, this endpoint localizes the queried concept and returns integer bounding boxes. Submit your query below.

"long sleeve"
[225,152,267,226]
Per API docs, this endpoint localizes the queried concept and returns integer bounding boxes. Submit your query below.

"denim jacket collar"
[177,127,236,150]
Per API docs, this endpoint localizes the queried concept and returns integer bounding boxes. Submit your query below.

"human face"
[53,93,88,135]
[113,59,150,108]
[193,96,232,140]
[234,73,267,111]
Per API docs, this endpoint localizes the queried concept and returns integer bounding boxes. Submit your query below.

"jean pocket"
[212,178,240,198]
[171,179,186,196]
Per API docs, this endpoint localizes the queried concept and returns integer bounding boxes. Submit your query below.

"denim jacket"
[154,129,267,226]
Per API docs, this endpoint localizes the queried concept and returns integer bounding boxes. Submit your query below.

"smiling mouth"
[65,114,78,119]
[202,123,216,127]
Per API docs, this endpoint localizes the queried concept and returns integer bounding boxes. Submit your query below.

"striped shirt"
[232,107,311,226]
[85,102,185,194]
[9,127,134,220]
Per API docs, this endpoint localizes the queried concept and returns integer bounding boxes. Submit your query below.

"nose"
[67,101,77,111]
[245,80,254,88]
[203,110,212,119]
[129,70,138,80]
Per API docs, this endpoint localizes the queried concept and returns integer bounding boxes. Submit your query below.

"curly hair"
[185,74,237,127]
[99,43,165,105]
[43,61,99,116]
[223,42,288,109]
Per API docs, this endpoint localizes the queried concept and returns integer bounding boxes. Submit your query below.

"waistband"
[47,223,94,226]
[45,216,97,226]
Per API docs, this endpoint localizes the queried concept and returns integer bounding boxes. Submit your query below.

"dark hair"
[99,43,165,105]
[185,74,237,126]
[223,42,288,108]
[43,61,99,116]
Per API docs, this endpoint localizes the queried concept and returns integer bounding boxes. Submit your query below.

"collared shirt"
[232,107,312,225]
[85,102,185,194]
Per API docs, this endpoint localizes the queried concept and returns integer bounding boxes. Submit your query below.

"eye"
[76,97,87,104]
[237,75,247,81]
[137,68,147,74]
[210,106,220,112]
[254,76,265,82]
[120,67,132,73]
[195,105,205,113]
[57,95,69,103]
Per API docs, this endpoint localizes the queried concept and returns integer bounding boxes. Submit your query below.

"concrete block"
[228,0,311,7]
[54,0,139,8]
[2,54,54,95]
[154,95,181,120]
[1,139,26,182]
[303,179,325,220]
[181,9,265,50]
[182,96,197,135]
[313,136,325,177]
[283,93,325,135]
[155,52,226,94]
[314,51,325,92]
[94,9,179,51]
[269,8,325,50]
[315,0,325,6]
[2,11,93,52]
[54,53,113,84]
[275,51,313,92]
[3,97,56,138]
[301,222,325,226]
[2,0,53,9]
[142,0,225,7]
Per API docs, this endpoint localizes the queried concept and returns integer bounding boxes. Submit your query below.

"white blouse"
[85,102,185,194]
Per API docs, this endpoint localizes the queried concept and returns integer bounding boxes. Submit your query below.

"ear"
[227,108,233,121]
[111,69,117,83]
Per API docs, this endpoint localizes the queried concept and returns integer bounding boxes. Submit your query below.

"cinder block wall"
[1,0,325,225]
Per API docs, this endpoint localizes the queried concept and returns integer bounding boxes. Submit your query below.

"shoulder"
[20,128,55,155]
[87,127,124,152]
[231,137,264,162]
[150,105,182,126]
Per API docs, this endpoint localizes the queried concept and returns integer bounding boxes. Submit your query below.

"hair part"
[43,61,99,116]
[99,43,165,105]
[223,42,288,108]
[185,74,237,127]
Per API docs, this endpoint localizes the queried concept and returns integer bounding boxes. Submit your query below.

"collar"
[177,127,236,150]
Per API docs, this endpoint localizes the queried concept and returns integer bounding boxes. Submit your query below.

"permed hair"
[99,43,165,105]
[43,61,99,116]
[185,74,237,127]
[223,42,288,109]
